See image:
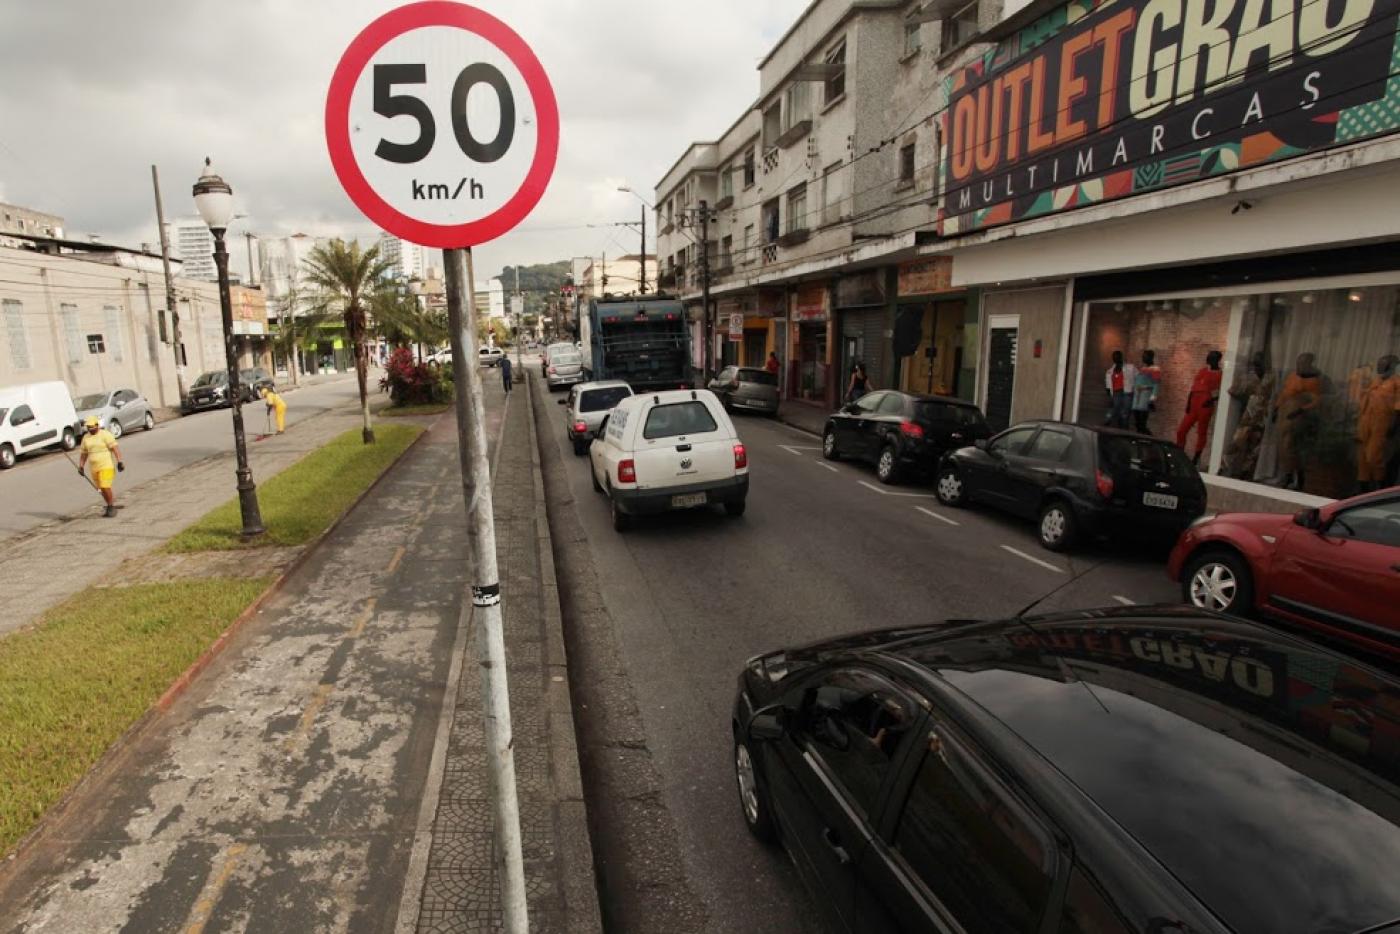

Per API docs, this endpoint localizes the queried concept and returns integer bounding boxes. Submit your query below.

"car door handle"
[821,826,851,865]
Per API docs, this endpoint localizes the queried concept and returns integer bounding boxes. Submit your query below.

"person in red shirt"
[1176,350,1224,464]
[765,351,780,376]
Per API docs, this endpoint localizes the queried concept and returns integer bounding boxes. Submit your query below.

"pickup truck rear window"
[643,402,719,440]
[580,387,632,413]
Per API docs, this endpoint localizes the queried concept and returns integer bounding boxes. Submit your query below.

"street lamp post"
[194,158,265,540]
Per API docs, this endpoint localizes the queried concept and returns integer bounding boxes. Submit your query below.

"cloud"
[0,0,806,279]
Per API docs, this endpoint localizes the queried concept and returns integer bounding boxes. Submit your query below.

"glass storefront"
[1077,279,1400,499]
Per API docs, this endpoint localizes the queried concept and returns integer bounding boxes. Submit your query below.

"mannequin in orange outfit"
[1176,350,1223,465]
[1356,354,1399,493]
[1273,352,1324,492]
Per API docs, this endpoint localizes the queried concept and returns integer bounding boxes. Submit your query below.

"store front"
[790,283,831,405]
[894,258,968,400]
[836,270,890,402]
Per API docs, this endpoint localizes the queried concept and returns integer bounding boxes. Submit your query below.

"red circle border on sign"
[325,1,559,248]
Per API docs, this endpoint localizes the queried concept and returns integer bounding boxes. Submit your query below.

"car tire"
[144,411,156,431]
[725,499,746,518]
[1038,499,1077,552]
[876,444,902,485]
[60,427,77,450]
[822,426,840,461]
[1183,549,1254,616]
[590,464,604,493]
[734,731,776,844]
[0,444,14,470]
[610,491,630,532]
[108,419,123,439]
[935,466,965,506]
[572,439,587,456]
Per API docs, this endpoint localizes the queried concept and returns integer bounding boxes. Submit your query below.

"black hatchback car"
[935,420,1205,550]
[732,608,1400,934]
[822,391,991,484]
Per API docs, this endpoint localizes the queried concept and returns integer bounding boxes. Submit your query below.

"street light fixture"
[194,157,265,540]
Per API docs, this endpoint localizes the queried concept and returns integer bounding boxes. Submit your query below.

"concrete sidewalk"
[0,376,600,932]
[777,399,828,437]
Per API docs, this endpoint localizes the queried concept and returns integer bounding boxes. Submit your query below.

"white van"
[0,381,80,469]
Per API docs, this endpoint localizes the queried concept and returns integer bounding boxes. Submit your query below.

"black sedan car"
[182,367,276,413]
[732,608,1400,934]
[935,420,1205,550]
[822,391,991,484]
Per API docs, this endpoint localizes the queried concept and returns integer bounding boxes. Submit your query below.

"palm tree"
[301,240,391,443]
[268,284,335,387]
[371,287,449,357]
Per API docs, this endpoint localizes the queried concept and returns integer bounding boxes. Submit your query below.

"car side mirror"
[974,438,989,451]
[747,705,787,742]
[842,403,857,415]
[1294,507,1321,530]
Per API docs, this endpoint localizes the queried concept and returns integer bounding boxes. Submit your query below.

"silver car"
[708,366,780,416]
[560,381,634,455]
[546,348,586,391]
[73,388,155,439]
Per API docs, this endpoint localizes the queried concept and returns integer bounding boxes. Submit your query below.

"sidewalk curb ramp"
[0,420,431,874]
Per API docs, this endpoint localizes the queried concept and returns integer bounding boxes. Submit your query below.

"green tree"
[301,239,391,443]
[268,284,334,387]
[371,287,448,355]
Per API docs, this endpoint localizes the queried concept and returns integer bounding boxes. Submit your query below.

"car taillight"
[573,421,587,433]
[1095,469,1114,499]
[734,443,747,469]
[548,365,556,374]
[618,459,636,483]
[899,420,925,439]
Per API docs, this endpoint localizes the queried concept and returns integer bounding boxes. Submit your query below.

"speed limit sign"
[325,2,559,248]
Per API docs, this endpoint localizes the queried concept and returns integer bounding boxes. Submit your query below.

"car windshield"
[579,387,631,413]
[192,371,227,387]
[737,369,777,386]
[553,353,581,366]
[915,401,986,428]
[75,393,109,410]
[1099,435,1197,479]
[643,401,718,439]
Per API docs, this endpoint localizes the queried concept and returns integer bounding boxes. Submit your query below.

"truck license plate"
[671,492,707,509]
[1143,492,1178,509]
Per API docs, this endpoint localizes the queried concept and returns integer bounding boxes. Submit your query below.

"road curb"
[524,372,605,934]
[777,410,823,438]
[0,421,431,872]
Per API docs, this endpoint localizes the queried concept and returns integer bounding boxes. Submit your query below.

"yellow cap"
[84,416,100,428]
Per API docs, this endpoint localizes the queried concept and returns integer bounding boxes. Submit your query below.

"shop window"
[1077,284,1400,499]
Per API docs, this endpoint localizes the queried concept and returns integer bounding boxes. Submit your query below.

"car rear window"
[642,402,719,439]
[579,387,631,413]
[915,401,986,429]
[192,371,227,387]
[1098,435,1197,479]
[553,353,581,366]
[737,369,777,386]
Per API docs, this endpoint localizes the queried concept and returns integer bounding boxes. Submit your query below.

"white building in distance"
[378,232,426,281]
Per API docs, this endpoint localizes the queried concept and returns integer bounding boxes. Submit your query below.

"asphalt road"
[536,380,1179,934]
[0,375,366,542]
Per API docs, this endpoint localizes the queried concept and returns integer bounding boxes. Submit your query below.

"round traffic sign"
[326,1,559,248]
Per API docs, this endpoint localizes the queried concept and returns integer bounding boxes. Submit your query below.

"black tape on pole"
[472,583,502,607]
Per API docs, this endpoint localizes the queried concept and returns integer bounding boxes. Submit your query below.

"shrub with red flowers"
[385,347,453,405]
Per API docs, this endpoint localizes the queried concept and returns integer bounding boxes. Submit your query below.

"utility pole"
[151,165,185,405]
[699,199,713,383]
[245,231,257,286]
[443,246,530,934]
[601,252,607,295]
[639,205,647,295]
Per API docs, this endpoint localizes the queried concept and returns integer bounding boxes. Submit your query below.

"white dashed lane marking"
[915,506,959,526]
[1000,545,1066,574]
[1112,595,1135,606]
[857,480,938,499]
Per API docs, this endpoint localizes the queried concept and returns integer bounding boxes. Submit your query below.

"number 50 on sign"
[326,1,559,248]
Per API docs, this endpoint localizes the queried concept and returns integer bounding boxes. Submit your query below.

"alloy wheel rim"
[823,433,835,455]
[938,473,960,501]
[109,421,122,438]
[1190,563,1237,610]
[1042,509,1065,542]
[735,743,759,823]
[879,450,893,478]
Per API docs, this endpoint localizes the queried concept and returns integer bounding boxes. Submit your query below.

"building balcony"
[714,194,734,211]
[778,227,810,247]
[762,244,779,265]
[775,119,812,149]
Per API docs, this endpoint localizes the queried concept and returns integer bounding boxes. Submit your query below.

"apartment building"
[378,232,426,281]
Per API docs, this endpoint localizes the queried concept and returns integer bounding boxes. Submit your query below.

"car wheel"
[591,463,604,493]
[734,732,776,844]
[610,491,630,532]
[143,411,156,431]
[0,444,14,470]
[935,466,965,506]
[822,427,840,461]
[1183,549,1254,615]
[60,427,77,450]
[107,419,123,439]
[1038,499,1077,552]
[725,499,746,518]
[572,439,587,456]
[876,445,902,485]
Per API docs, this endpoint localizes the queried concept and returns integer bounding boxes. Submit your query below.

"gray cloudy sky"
[0,0,806,281]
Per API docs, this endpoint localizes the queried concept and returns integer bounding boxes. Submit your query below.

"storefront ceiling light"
[1301,293,1315,304]
[1349,290,1365,302]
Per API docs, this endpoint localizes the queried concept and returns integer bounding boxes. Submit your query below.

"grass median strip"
[0,578,272,857]
[163,423,423,551]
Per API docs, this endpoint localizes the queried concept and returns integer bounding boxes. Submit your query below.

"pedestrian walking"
[846,361,871,403]
[501,355,513,393]
[260,385,287,434]
[765,351,780,376]
[77,415,124,518]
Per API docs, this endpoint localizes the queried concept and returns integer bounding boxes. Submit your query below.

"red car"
[1168,487,1400,658]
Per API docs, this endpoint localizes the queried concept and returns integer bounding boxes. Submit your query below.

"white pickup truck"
[478,346,505,368]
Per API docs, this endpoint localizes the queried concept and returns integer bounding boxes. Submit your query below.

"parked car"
[182,368,274,412]
[479,346,504,368]
[822,391,991,484]
[934,421,1205,551]
[589,388,748,530]
[732,607,1400,934]
[0,380,78,469]
[1168,486,1400,657]
[73,388,155,439]
[545,347,586,391]
[544,341,575,365]
[559,380,633,455]
[708,366,780,416]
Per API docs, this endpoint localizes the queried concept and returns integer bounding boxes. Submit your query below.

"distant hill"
[496,260,570,321]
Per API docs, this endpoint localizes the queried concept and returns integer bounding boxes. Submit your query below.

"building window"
[904,21,922,57]
[824,39,846,104]
[61,303,83,365]
[787,183,808,234]
[900,142,917,186]
[4,299,29,370]
[666,199,674,228]
[86,333,106,354]
[762,101,782,151]
[720,235,733,269]
[103,305,124,363]
[743,148,756,187]
[742,224,755,262]
[783,82,810,132]
[762,199,780,243]
[941,0,980,54]
[822,161,847,224]
[720,163,734,200]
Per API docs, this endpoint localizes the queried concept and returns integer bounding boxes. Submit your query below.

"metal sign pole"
[443,245,529,934]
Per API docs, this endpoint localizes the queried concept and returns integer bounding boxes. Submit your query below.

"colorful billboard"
[940,0,1400,234]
